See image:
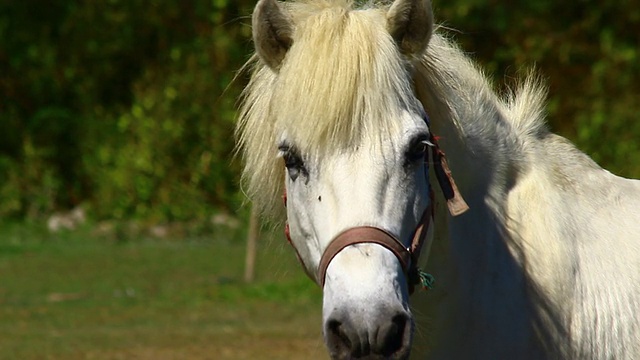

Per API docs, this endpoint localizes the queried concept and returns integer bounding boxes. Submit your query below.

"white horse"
[236,0,640,358]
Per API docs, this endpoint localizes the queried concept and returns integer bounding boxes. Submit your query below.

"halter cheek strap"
[430,133,469,216]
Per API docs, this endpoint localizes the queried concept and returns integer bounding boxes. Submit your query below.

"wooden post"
[244,206,260,283]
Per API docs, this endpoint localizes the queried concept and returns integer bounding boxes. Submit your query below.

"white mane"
[236,0,550,219]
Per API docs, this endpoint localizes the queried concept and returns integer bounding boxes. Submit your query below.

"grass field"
[0,222,326,359]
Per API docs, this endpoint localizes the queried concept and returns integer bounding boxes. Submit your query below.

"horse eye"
[278,144,306,181]
[406,135,430,163]
[284,151,303,170]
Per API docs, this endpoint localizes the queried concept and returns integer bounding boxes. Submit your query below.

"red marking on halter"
[282,188,308,267]
[283,190,292,245]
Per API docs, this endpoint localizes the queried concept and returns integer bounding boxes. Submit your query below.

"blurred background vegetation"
[1,0,639,226]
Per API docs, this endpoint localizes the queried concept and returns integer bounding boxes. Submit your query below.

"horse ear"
[252,0,293,70]
[387,0,433,55]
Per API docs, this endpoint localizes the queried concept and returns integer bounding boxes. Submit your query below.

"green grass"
[0,223,325,359]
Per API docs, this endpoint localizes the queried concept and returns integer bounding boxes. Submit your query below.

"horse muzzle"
[324,306,413,360]
[319,226,415,360]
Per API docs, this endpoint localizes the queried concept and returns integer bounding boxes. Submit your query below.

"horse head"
[240,0,436,358]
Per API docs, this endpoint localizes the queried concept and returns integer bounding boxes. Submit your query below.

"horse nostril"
[325,318,353,359]
[376,312,412,358]
[325,312,413,359]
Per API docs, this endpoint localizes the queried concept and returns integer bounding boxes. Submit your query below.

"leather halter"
[283,132,468,294]
[316,196,434,293]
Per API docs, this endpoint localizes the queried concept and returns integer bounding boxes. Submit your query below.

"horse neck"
[412,36,550,354]
[414,35,520,241]
[417,58,521,294]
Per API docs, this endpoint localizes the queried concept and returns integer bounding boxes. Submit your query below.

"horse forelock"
[237,0,421,219]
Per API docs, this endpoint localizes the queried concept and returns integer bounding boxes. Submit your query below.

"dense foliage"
[1,0,638,222]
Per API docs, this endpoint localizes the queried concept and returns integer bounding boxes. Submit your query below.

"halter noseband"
[283,132,468,294]
[316,194,434,293]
